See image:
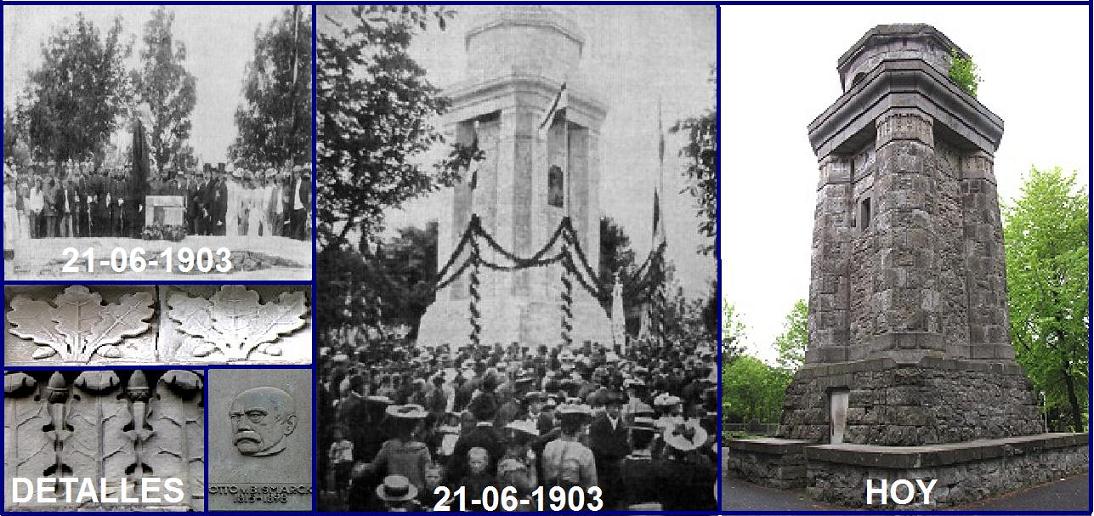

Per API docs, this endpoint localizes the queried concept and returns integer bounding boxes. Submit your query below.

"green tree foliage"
[20,14,132,168]
[316,5,468,253]
[1004,166,1088,432]
[722,302,747,364]
[671,66,717,256]
[722,354,790,429]
[774,299,808,372]
[133,6,197,176]
[229,6,311,169]
[948,48,981,98]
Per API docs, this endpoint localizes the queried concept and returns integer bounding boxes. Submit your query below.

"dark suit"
[55,185,77,237]
[589,414,629,507]
[448,423,503,486]
[109,179,127,236]
[206,179,228,235]
[287,175,309,240]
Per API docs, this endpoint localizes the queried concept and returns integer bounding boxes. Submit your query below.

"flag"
[468,122,480,190]
[538,82,568,138]
[652,99,666,250]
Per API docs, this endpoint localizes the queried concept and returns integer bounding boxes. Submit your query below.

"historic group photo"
[2,5,313,279]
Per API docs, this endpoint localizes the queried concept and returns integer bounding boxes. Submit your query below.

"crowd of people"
[317,337,718,512]
[2,159,311,242]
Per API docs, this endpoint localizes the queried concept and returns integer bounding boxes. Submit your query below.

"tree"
[671,66,717,256]
[229,7,311,169]
[722,354,790,430]
[774,299,808,372]
[1004,166,1088,432]
[316,5,468,254]
[598,216,636,313]
[373,222,439,337]
[722,302,747,364]
[133,6,197,177]
[21,14,132,168]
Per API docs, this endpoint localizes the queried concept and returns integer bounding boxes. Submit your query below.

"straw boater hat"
[376,475,418,502]
[386,404,428,419]
[663,424,708,453]
[654,393,682,408]
[556,403,592,422]
[505,419,540,438]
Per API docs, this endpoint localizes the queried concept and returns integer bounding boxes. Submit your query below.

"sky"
[319,5,718,298]
[3,5,294,165]
[723,5,1091,362]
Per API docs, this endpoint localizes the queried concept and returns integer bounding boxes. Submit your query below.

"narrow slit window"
[548,165,564,208]
[859,197,871,231]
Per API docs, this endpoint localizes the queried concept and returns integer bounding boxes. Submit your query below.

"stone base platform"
[727,438,810,489]
[727,433,1089,508]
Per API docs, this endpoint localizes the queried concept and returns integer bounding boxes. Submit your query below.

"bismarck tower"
[417,7,612,348]
[728,24,1087,508]
[780,24,1045,446]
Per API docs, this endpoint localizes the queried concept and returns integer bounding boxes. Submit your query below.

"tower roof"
[837,24,968,92]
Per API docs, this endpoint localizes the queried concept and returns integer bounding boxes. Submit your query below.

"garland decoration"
[468,239,482,348]
[560,239,574,348]
[432,214,670,342]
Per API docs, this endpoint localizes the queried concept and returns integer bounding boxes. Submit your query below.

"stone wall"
[778,357,1044,445]
[4,370,204,511]
[726,439,808,489]
[806,435,1088,507]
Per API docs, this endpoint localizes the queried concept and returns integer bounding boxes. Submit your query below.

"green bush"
[949,48,981,98]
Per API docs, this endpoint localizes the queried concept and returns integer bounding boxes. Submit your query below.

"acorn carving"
[127,371,155,442]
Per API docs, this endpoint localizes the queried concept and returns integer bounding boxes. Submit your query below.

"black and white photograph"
[315,4,718,512]
[3,5,313,280]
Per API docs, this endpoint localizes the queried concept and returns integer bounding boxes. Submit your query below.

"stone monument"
[417,6,612,348]
[727,24,1088,507]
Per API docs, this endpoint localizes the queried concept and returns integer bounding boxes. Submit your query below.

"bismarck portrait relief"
[207,370,312,511]
[230,386,298,457]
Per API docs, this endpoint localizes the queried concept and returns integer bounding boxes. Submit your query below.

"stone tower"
[417,7,612,348]
[779,24,1043,445]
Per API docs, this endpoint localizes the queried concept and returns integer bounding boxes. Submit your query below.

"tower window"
[859,197,871,231]
[548,165,564,208]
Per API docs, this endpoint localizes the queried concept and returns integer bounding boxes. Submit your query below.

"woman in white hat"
[541,404,597,488]
[367,404,432,492]
[657,423,715,510]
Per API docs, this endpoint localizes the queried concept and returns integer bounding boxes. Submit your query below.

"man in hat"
[449,393,503,484]
[287,163,309,240]
[56,176,77,238]
[589,390,629,507]
[617,417,663,509]
[205,166,228,235]
[375,474,420,511]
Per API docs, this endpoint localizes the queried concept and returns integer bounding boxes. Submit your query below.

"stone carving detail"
[167,285,308,361]
[3,370,204,511]
[229,386,297,457]
[5,285,311,365]
[7,286,155,363]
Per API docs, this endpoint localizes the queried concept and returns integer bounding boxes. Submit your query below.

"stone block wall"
[806,435,1088,507]
[4,370,204,511]
[779,358,1044,445]
[726,439,808,489]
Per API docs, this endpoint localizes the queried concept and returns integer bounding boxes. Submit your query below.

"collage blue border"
[0,1,1089,515]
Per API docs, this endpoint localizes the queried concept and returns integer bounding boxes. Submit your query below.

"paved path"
[722,473,1090,511]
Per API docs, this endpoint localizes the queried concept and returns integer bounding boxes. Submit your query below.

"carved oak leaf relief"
[167,286,308,361]
[7,286,155,363]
